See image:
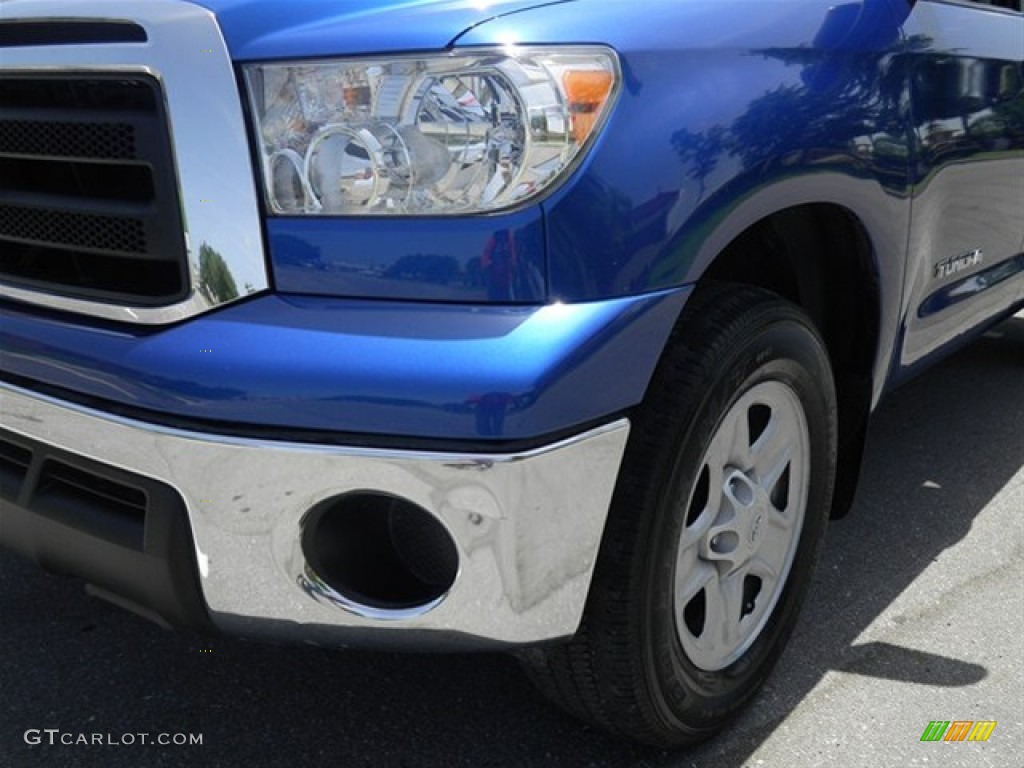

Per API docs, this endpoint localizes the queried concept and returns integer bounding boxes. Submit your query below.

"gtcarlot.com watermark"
[24,729,202,747]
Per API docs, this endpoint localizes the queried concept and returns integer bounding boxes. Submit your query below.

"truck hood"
[187,0,574,61]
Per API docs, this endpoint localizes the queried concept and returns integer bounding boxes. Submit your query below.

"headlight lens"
[243,48,619,216]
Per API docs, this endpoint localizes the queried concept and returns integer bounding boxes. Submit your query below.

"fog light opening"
[302,492,459,612]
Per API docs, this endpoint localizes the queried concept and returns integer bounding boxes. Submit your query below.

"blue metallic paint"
[270,207,547,303]
[0,288,688,440]
[459,0,915,300]
[461,0,918,407]
[188,0,573,60]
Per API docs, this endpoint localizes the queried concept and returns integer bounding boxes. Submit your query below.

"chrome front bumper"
[0,382,629,648]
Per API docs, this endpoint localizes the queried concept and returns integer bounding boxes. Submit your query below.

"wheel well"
[701,204,879,518]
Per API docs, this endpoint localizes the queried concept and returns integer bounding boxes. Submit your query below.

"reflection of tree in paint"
[668,0,929,189]
[668,35,942,200]
[199,243,239,303]
[985,93,1024,141]
[482,229,517,301]
[384,253,460,284]
[468,391,515,436]
[671,125,728,199]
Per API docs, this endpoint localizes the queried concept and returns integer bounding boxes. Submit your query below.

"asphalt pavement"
[2,313,1021,768]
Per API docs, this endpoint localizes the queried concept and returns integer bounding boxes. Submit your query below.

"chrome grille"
[0,0,268,325]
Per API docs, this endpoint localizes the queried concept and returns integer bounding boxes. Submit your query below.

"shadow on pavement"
[1,317,1021,768]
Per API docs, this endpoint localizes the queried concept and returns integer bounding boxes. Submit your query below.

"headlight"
[243,47,619,216]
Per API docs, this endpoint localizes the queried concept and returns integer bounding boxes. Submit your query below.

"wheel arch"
[689,201,882,518]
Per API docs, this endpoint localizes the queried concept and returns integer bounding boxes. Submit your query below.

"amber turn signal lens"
[563,70,615,143]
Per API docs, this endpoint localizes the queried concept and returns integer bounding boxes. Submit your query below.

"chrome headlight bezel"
[243,46,620,218]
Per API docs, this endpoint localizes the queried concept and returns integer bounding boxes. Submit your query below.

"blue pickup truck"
[1,0,1021,748]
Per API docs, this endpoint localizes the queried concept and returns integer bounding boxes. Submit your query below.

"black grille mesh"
[0,204,146,254]
[0,119,136,159]
[0,74,187,307]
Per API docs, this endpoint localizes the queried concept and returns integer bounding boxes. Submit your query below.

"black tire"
[520,283,838,748]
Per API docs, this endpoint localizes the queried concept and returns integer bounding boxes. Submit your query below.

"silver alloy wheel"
[673,380,810,671]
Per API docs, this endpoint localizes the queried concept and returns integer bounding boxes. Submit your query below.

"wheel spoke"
[704,424,733,483]
[724,406,752,468]
[680,462,721,543]
[755,519,792,574]
[745,556,779,590]
[767,504,796,531]
[705,460,725,518]
[704,570,744,648]
[675,558,715,606]
[752,415,793,492]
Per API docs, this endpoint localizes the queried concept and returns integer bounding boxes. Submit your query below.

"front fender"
[459,0,913,303]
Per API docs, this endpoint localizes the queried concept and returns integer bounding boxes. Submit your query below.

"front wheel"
[521,284,838,747]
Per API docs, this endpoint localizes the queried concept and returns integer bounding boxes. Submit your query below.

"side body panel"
[894,0,1024,378]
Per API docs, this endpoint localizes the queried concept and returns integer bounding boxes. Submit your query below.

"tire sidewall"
[642,314,837,734]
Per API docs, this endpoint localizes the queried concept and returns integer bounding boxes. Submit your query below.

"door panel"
[898,0,1024,369]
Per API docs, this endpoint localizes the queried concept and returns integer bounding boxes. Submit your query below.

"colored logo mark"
[920,720,997,742]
